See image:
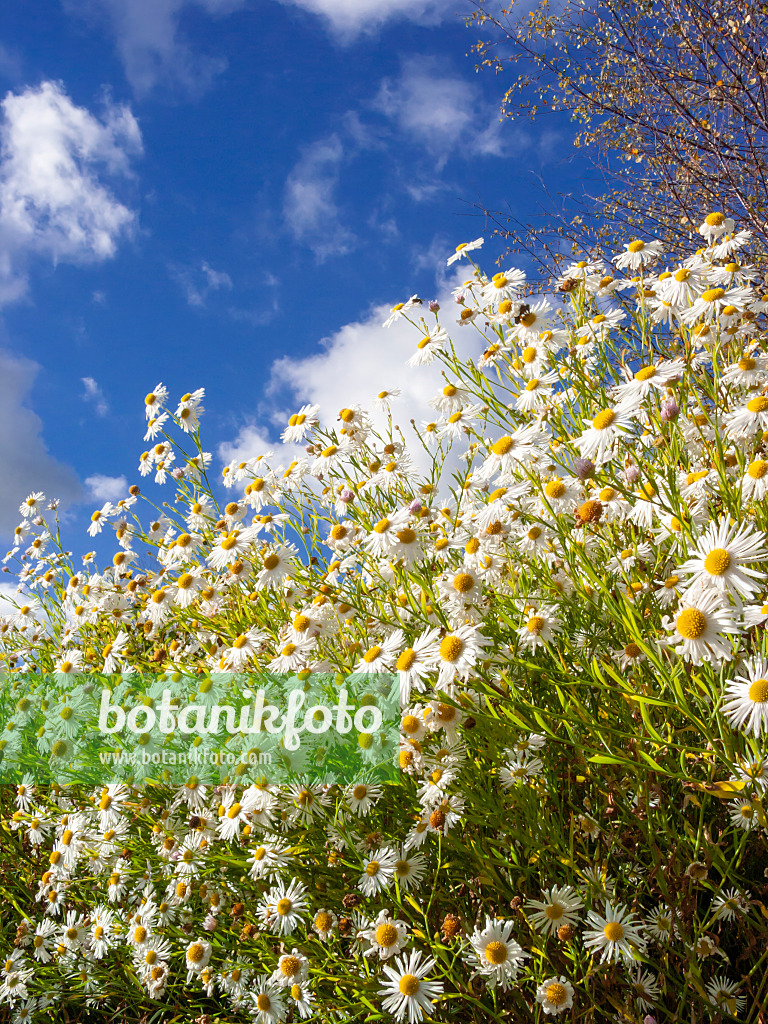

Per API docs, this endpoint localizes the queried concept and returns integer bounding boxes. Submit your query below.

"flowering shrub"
[2,212,768,1023]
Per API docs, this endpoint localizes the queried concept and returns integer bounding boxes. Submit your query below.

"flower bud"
[573,457,595,479]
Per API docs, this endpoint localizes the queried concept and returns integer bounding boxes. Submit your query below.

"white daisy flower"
[722,656,768,736]
[447,238,483,265]
[663,585,738,665]
[468,916,528,990]
[677,514,767,600]
[536,976,575,1015]
[358,909,409,960]
[378,950,443,1022]
[583,902,645,963]
[575,407,635,465]
[526,885,584,937]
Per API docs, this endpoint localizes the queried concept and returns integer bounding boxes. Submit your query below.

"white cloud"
[169,259,233,307]
[0,348,82,535]
[373,58,506,166]
[283,134,355,260]
[0,579,21,613]
[218,268,482,474]
[0,80,142,305]
[276,0,445,38]
[65,0,245,97]
[85,473,127,502]
[81,376,109,416]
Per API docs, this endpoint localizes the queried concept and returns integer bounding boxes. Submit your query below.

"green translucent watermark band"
[0,672,400,786]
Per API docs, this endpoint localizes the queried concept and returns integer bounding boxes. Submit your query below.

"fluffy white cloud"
[0,348,82,535]
[283,134,356,260]
[276,0,444,37]
[169,259,233,307]
[0,580,21,613]
[373,58,506,165]
[220,264,484,476]
[0,80,142,304]
[85,473,128,502]
[65,0,245,96]
[82,376,109,416]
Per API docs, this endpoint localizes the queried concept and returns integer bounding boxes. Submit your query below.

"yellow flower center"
[366,861,380,877]
[748,459,768,479]
[276,898,292,916]
[705,211,725,226]
[546,983,568,1006]
[280,955,301,977]
[748,679,768,703]
[187,942,205,963]
[527,615,545,634]
[544,903,564,920]
[704,548,731,575]
[484,940,508,964]
[676,608,707,639]
[624,643,641,658]
[634,365,656,381]
[399,974,420,996]
[492,436,514,456]
[748,396,768,414]
[603,921,625,942]
[314,911,333,932]
[545,480,566,499]
[397,528,417,544]
[439,636,464,662]
[396,649,417,671]
[628,240,645,252]
[592,409,616,430]
[702,287,725,302]
[453,572,475,593]
[375,923,399,947]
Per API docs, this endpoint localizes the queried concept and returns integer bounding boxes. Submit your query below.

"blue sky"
[0,0,594,551]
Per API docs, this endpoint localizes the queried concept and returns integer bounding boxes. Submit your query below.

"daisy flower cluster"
[1,212,767,1022]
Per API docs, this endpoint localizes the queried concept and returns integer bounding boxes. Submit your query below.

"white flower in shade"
[358,909,409,960]
[378,950,443,1022]
[447,237,483,265]
[536,976,575,1015]
[468,917,528,990]
[677,515,767,599]
[663,585,738,665]
[646,905,678,942]
[741,457,768,501]
[706,975,745,1017]
[711,887,748,921]
[583,902,645,963]
[729,798,758,831]
[250,975,287,1023]
[346,780,383,816]
[393,848,427,891]
[631,968,660,1011]
[517,606,561,652]
[575,407,634,465]
[526,885,584,937]
[499,753,543,787]
[722,657,768,737]
[359,847,397,897]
